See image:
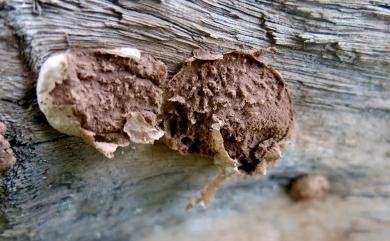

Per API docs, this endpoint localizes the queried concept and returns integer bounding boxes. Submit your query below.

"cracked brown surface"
[50,49,167,145]
[162,49,294,174]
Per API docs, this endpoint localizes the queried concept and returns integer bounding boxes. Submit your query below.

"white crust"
[37,52,82,137]
[123,112,164,144]
[97,48,141,59]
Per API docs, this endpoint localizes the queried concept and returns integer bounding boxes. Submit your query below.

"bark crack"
[259,13,276,45]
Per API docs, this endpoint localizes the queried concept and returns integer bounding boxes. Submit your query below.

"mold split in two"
[36,47,295,206]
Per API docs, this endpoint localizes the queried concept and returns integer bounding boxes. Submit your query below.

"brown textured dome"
[37,48,167,158]
[162,49,294,175]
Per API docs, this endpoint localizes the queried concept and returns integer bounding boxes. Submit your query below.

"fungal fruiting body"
[163,49,294,173]
[163,49,294,206]
[37,47,295,206]
[0,122,16,172]
[37,48,167,158]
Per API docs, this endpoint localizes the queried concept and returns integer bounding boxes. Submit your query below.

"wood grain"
[0,0,389,240]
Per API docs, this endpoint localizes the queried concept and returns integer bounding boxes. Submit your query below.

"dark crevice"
[32,0,42,16]
[180,137,192,146]
[168,118,178,137]
[369,1,390,11]
[377,4,390,10]
[188,139,201,153]
[29,135,71,147]
[259,13,276,45]
[238,137,273,174]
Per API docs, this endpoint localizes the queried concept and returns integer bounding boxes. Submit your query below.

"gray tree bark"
[0,0,389,241]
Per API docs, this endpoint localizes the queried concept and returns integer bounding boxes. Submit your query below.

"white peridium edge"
[36,52,82,137]
[99,47,141,59]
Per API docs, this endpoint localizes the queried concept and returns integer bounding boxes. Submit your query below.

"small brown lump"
[290,175,330,201]
[0,122,16,172]
[163,49,294,175]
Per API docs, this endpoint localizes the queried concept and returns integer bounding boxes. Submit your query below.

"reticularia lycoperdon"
[164,48,295,207]
[37,48,166,158]
[37,47,295,207]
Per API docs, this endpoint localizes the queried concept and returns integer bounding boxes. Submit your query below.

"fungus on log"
[0,1,389,240]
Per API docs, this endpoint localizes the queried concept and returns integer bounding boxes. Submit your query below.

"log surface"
[0,0,389,240]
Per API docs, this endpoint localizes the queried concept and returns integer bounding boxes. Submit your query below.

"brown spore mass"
[163,49,294,174]
[0,122,16,172]
[50,49,167,145]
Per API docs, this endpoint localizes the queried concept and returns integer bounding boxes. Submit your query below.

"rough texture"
[37,48,167,158]
[290,175,330,201]
[163,49,294,174]
[0,1,390,241]
[0,123,16,172]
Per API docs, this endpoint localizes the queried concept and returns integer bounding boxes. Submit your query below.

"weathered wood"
[1,0,390,240]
